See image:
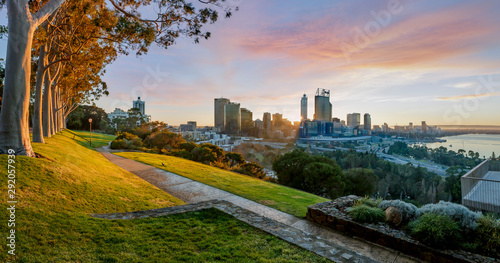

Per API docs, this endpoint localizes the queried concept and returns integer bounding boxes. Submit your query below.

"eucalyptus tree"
[0,0,236,156]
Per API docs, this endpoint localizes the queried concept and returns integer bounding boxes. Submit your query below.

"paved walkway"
[98,148,421,263]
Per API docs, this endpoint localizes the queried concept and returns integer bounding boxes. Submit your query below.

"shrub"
[378,200,418,223]
[416,201,481,231]
[475,214,500,257]
[115,132,139,141]
[354,196,382,208]
[233,162,266,179]
[409,213,462,249]
[346,205,385,224]
[110,139,126,149]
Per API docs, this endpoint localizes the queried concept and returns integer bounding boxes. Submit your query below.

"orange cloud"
[437,92,500,101]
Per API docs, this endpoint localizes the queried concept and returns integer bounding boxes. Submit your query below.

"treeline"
[273,149,461,206]
[110,122,270,181]
[389,141,485,168]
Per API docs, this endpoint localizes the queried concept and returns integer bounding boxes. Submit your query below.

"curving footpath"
[97,147,422,263]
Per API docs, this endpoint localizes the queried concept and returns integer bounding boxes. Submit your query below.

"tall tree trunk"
[42,72,53,137]
[51,85,57,135]
[0,2,36,156]
[0,0,65,156]
[58,89,63,132]
[32,45,47,143]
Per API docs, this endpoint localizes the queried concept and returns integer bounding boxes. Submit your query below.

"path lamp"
[89,118,93,147]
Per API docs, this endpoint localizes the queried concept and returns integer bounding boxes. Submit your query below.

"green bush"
[409,213,462,249]
[110,139,126,149]
[475,214,500,257]
[347,205,385,224]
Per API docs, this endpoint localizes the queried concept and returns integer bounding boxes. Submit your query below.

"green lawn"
[114,152,330,218]
[66,129,116,148]
[0,131,329,262]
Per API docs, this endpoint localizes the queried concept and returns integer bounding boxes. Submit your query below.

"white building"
[108,108,128,122]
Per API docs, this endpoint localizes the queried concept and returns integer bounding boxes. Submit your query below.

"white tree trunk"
[32,45,47,143]
[50,86,56,135]
[0,1,36,156]
[0,0,65,156]
[42,72,53,137]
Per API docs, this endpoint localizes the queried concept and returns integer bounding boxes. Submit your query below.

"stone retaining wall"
[306,196,497,263]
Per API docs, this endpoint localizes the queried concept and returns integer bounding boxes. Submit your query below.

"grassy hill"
[115,152,330,218]
[0,130,329,262]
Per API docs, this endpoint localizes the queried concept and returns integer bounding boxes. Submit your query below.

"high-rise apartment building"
[347,113,361,127]
[301,94,308,121]
[133,97,146,115]
[214,98,230,131]
[314,89,332,122]
[224,102,241,134]
[422,121,427,133]
[364,113,371,131]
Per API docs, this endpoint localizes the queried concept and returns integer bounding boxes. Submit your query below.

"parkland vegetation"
[109,122,271,181]
[0,131,330,262]
[273,149,465,206]
[0,0,238,156]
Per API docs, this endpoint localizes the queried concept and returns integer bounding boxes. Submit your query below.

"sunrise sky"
[1,0,500,126]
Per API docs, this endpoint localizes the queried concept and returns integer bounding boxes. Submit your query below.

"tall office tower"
[240,108,253,131]
[272,113,283,130]
[187,121,197,130]
[214,98,230,131]
[263,112,272,135]
[409,122,414,130]
[224,102,241,134]
[347,113,361,127]
[133,97,146,115]
[364,113,371,131]
[422,121,427,134]
[314,89,332,121]
[301,94,308,121]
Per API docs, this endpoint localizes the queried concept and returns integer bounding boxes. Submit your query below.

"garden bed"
[306,196,498,263]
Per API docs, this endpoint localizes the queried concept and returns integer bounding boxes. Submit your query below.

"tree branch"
[32,0,66,27]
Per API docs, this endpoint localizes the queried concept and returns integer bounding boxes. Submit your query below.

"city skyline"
[2,1,500,126]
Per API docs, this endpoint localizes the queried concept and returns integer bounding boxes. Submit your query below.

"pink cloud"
[237,1,500,69]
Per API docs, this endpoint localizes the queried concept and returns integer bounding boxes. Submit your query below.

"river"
[426,134,500,159]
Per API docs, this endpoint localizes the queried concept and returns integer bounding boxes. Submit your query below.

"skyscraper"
[272,113,283,130]
[214,98,230,131]
[301,94,308,121]
[314,89,332,122]
[347,113,361,127]
[133,97,145,115]
[224,102,241,134]
[364,113,371,131]
[241,108,253,131]
[263,112,271,136]
[422,121,427,134]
